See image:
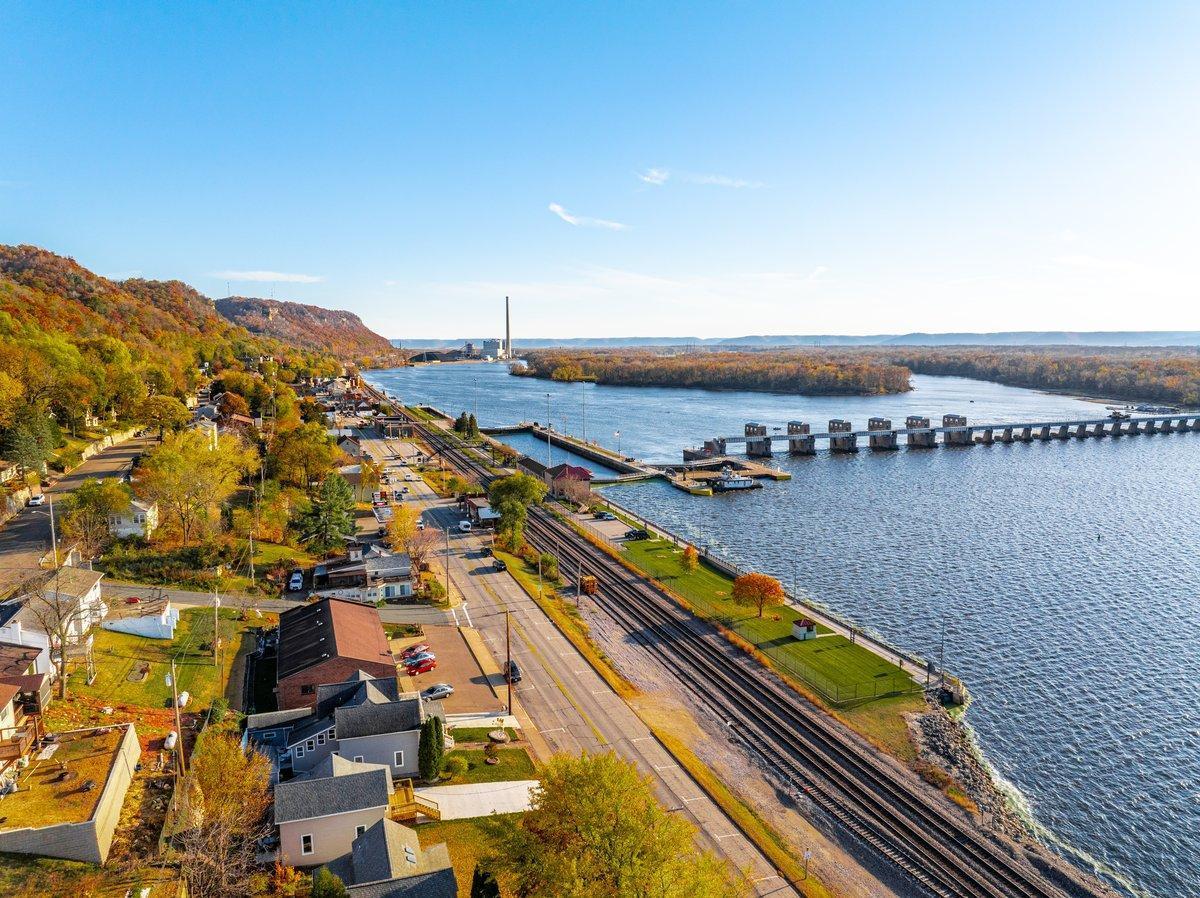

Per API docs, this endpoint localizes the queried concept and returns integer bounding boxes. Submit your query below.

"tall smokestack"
[505,295,511,359]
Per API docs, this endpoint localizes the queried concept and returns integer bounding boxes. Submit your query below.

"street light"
[545,393,552,469]
[614,429,621,456]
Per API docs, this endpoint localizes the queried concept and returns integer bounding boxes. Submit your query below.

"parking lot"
[391,624,506,715]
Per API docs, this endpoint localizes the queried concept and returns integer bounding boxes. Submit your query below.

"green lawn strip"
[416,814,521,898]
[68,607,251,710]
[441,747,536,784]
[448,726,519,743]
[250,540,314,568]
[619,538,915,700]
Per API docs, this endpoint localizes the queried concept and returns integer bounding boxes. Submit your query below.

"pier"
[684,413,1200,459]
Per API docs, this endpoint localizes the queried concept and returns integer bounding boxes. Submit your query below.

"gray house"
[246,672,441,779]
[275,755,396,866]
[324,818,457,897]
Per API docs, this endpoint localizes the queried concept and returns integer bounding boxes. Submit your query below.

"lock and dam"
[688,412,1200,458]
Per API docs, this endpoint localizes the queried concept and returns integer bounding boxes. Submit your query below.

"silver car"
[420,683,454,701]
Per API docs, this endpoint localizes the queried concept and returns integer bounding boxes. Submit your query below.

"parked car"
[416,520,426,531]
[420,683,455,701]
[407,657,437,675]
[403,652,437,668]
[504,659,522,684]
[287,570,305,592]
[401,643,431,659]
[594,511,616,521]
[493,558,508,572]
[124,596,142,605]
[481,546,493,557]
[624,528,650,541]
[27,494,46,507]
[458,520,473,533]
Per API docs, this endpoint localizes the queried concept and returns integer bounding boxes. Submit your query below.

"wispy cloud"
[210,269,324,283]
[635,168,763,189]
[689,172,764,189]
[547,203,628,231]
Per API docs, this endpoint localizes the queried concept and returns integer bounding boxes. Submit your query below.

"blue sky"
[3,2,1198,339]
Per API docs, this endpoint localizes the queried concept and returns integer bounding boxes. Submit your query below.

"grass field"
[620,537,916,703]
[417,815,520,898]
[448,726,519,743]
[67,607,256,711]
[443,747,537,784]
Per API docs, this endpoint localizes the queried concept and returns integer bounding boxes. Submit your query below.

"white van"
[458,520,473,533]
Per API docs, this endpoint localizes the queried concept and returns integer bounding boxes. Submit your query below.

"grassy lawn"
[67,607,256,711]
[0,728,124,830]
[449,726,519,743]
[417,814,521,898]
[619,538,916,704]
[0,853,179,898]
[250,540,314,568]
[442,747,537,785]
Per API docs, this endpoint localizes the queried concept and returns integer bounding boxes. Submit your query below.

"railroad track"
[406,415,1069,898]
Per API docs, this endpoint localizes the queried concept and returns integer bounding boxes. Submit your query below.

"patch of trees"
[517,349,912,396]
[884,347,1200,406]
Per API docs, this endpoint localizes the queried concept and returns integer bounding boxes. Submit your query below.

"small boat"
[711,467,759,492]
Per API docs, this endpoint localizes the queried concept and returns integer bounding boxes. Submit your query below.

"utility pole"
[615,429,621,456]
[212,589,221,666]
[576,560,582,600]
[505,610,512,714]
[47,491,59,568]
[939,614,947,691]
[168,660,186,776]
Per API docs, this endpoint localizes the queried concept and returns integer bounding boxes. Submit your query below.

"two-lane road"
[0,434,158,577]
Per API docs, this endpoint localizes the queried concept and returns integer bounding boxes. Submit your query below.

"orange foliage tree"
[731,572,786,618]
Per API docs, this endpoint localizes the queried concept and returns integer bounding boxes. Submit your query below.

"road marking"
[653,763,679,771]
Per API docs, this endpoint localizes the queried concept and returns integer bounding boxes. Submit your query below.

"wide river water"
[367,361,1199,898]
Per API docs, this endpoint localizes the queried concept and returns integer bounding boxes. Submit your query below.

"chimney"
[505,295,511,359]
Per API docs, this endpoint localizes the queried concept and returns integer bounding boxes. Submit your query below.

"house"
[276,598,397,710]
[792,618,817,641]
[338,435,365,458]
[0,682,38,775]
[546,463,593,499]
[0,569,108,666]
[245,671,442,780]
[323,818,457,897]
[517,457,548,481]
[313,546,414,604]
[0,606,52,679]
[274,755,396,866]
[107,497,159,539]
[463,497,500,529]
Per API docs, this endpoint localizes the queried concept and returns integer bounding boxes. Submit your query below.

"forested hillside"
[0,245,340,477]
[216,296,404,368]
[516,349,912,395]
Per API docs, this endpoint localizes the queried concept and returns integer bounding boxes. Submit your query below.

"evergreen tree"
[418,715,445,781]
[300,472,356,555]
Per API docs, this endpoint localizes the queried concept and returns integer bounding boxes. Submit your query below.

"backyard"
[441,747,536,785]
[67,607,260,711]
[417,814,521,898]
[0,728,124,830]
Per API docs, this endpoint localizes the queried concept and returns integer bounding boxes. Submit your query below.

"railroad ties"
[685,412,1200,461]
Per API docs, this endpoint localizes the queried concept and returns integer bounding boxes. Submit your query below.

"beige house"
[323,818,457,897]
[107,498,158,539]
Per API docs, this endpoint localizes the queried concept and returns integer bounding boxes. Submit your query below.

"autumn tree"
[406,527,440,574]
[358,456,382,501]
[134,429,258,545]
[487,473,547,546]
[60,477,131,560]
[179,731,273,898]
[387,504,423,553]
[680,544,700,575]
[268,421,341,491]
[731,572,786,618]
[217,391,252,426]
[487,752,744,898]
[137,394,190,441]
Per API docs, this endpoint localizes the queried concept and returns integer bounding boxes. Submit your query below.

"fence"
[591,494,928,706]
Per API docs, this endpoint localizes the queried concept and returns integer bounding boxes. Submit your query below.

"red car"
[407,657,437,675]
[124,596,141,605]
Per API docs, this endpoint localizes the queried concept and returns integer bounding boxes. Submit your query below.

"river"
[367,361,1199,898]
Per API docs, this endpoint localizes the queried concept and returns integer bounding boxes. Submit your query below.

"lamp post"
[614,429,621,456]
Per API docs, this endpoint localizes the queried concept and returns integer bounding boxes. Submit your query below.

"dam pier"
[686,413,1200,459]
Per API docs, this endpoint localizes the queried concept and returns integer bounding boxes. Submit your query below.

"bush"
[539,552,559,581]
[208,697,230,724]
[311,866,348,898]
[423,578,446,600]
[441,754,469,779]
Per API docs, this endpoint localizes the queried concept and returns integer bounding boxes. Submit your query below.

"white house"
[107,498,159,539]
[0,569,108,663]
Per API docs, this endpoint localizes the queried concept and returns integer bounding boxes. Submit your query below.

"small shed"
[791,618,817,641]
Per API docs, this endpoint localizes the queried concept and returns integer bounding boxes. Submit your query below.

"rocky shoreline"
[909,696,1125,898]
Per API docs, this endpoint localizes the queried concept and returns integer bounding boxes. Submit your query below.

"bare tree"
[178,732,273,898]
[559,478,593,508]
[19,572,97,700]
[406,527,440,575]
